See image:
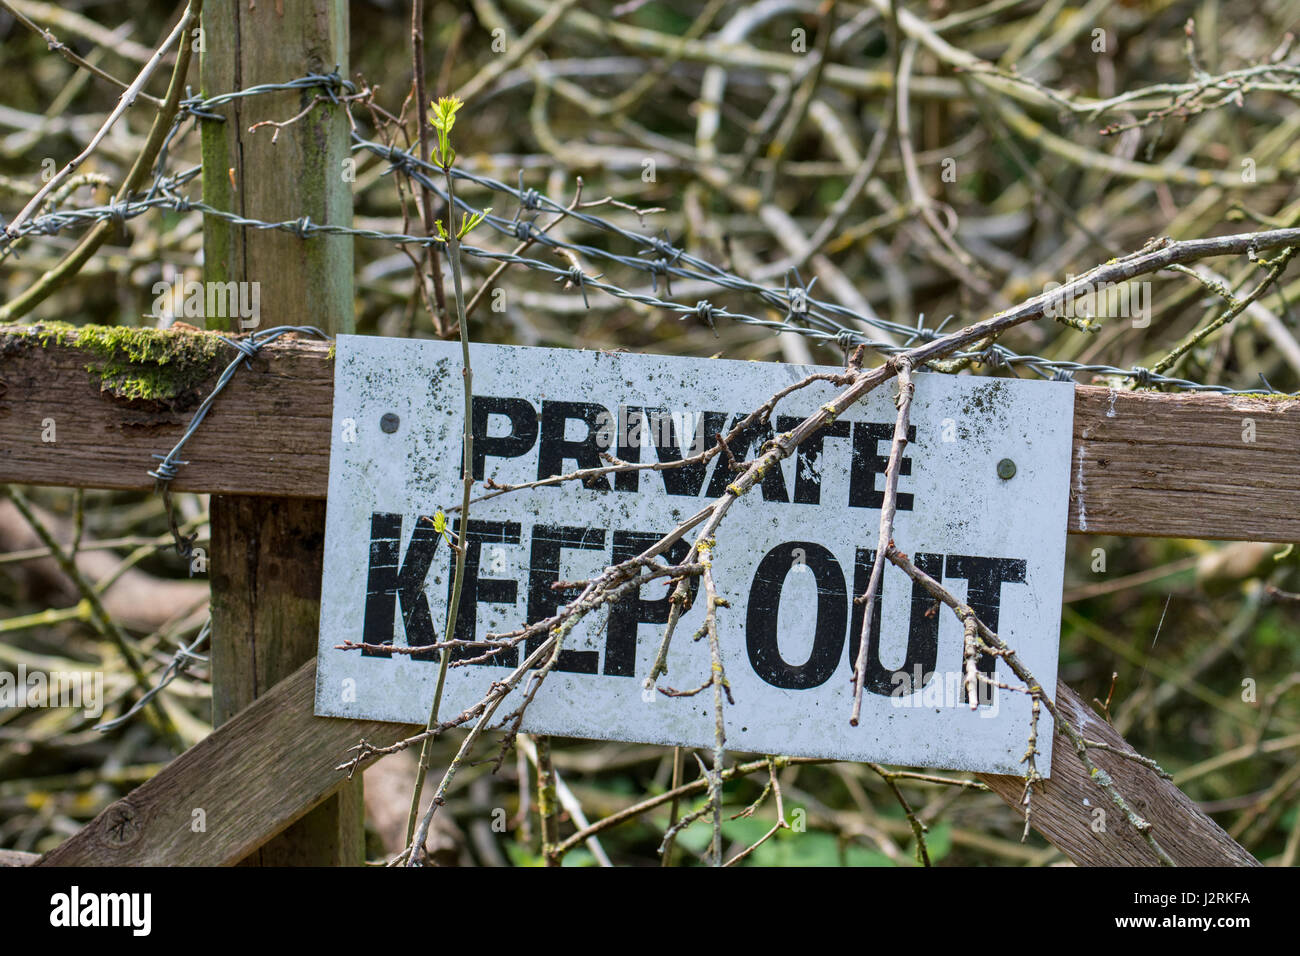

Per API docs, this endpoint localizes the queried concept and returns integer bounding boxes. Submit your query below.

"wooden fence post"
[199,0,359,865]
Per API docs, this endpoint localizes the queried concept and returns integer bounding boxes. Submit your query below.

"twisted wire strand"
[1,74,1291,396]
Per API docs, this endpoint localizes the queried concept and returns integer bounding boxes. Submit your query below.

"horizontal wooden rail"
[33,656,1255,866]
[1,325,1297,541]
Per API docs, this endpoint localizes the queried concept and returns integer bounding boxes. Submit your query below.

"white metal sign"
[316,336,1074,775]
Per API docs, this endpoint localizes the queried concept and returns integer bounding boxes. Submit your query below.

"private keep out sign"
[316,337,1074,775]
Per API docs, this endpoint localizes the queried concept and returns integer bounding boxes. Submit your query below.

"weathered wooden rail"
[2,322,1292,865]
[2,324,1297,540]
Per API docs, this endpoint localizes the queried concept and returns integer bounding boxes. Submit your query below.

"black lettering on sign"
[646,408,727,497]
[848,550,943,696]
[446,520,522,667]
[605,531,697,676]
[361,512,441,660]
[538,401,611,490]
[527,525,608,672]
[944,555,1027,703]
[472,396,538,480]
[745,542,847,689]
[777,415,851,505]
[849,422,915,511]
[707,414,790,502]
[612,406,643,494]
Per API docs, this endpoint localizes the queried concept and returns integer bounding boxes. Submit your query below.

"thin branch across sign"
[316,339,1074,776]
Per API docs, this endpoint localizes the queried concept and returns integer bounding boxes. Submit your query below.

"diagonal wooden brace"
[34,658,1255,866]
[38,659,415,867]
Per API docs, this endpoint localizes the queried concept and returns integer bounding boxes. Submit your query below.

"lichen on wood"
[15,322,226,407]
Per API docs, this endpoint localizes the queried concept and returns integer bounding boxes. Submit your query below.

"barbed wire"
[94,619,210,734]
[146,323,331,560]
[148,322,332,485]
[1,71,1292,397]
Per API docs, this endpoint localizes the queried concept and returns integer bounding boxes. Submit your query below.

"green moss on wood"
[18,322,226,405]
[1233,391,1300,403]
